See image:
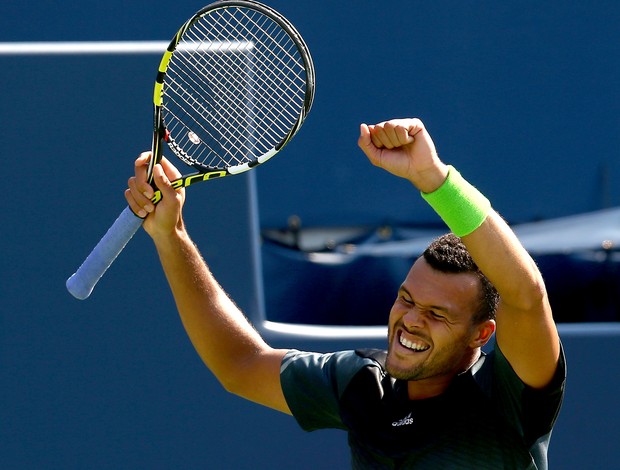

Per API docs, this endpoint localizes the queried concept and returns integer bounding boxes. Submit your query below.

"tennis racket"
[66,0,315,300]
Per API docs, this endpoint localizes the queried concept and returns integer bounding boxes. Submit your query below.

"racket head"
[151,0,315,180]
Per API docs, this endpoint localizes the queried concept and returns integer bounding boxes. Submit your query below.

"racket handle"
[66,206,144,300]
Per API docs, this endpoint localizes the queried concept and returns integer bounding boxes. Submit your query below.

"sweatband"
[421,166,491,237]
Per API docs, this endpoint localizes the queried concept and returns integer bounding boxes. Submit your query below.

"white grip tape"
[66,206,143,300]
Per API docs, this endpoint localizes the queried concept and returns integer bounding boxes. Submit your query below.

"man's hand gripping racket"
[66,0,315,299]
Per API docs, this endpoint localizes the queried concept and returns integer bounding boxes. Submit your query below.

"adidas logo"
[392,412,414,427]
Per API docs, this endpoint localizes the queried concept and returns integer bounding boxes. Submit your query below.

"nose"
[403,306,425,330]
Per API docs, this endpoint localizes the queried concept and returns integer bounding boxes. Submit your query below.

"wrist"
[421,166,491,237]
[412,162,450,193]
[150,221,188,250]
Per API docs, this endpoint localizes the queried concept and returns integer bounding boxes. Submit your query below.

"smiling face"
[386,257,495,398]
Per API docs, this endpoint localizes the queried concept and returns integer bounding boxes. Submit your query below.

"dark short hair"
[422,233,499,323]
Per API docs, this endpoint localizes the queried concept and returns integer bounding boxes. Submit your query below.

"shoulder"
[281,349,382,395]
[476,342,566,447]
[280,349,384,431]
[491,341,566,396]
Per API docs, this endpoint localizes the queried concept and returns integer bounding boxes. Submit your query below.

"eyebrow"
[399,285,451,315]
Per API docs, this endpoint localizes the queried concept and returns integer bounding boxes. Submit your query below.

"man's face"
[386,258,487,385]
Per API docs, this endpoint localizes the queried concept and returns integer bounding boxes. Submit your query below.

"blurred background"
[2,1,619,468]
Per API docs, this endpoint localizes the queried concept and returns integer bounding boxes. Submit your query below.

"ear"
[469,320,496,348]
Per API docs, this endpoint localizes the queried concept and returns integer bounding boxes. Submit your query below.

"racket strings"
[165,46,256,166]
[162,5,308,171]
[215,10,307,95]
[166,52,255,166]
[187,10,305,152]
[167,39,301,168]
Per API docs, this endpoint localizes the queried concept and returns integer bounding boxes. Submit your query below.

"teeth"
[399,335,429,352]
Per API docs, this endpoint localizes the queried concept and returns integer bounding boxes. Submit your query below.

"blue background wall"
[2,1,620,468]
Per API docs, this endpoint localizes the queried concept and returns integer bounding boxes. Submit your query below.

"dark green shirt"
[281,343,565,469]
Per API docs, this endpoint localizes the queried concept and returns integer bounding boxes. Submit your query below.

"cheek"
[387,306,401,340]
[434,328,473,354]
[388,303,403,327]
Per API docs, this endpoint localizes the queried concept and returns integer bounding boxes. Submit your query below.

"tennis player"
[126,118,565,469]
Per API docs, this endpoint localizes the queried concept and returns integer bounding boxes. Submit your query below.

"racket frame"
[66,0,315,299]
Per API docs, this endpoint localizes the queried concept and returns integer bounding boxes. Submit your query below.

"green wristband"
[421,166,491,237]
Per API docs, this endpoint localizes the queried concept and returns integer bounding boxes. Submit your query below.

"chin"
[385,351,424,381]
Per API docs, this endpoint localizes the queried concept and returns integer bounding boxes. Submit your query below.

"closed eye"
[397,287,452,322]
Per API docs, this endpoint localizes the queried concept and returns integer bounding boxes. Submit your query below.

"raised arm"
[126,152,290,413]
[358,119,560,389]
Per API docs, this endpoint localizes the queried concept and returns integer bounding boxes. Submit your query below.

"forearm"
[420,166,545,310]
[462,211,547,311]
[152,226,270,390]
[127,156,288,410]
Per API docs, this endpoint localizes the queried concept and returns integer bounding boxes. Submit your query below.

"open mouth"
[398,332,430,352]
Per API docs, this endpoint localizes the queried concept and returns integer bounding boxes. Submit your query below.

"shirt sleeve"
[492,340,567,446]
[280,349,377,431]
